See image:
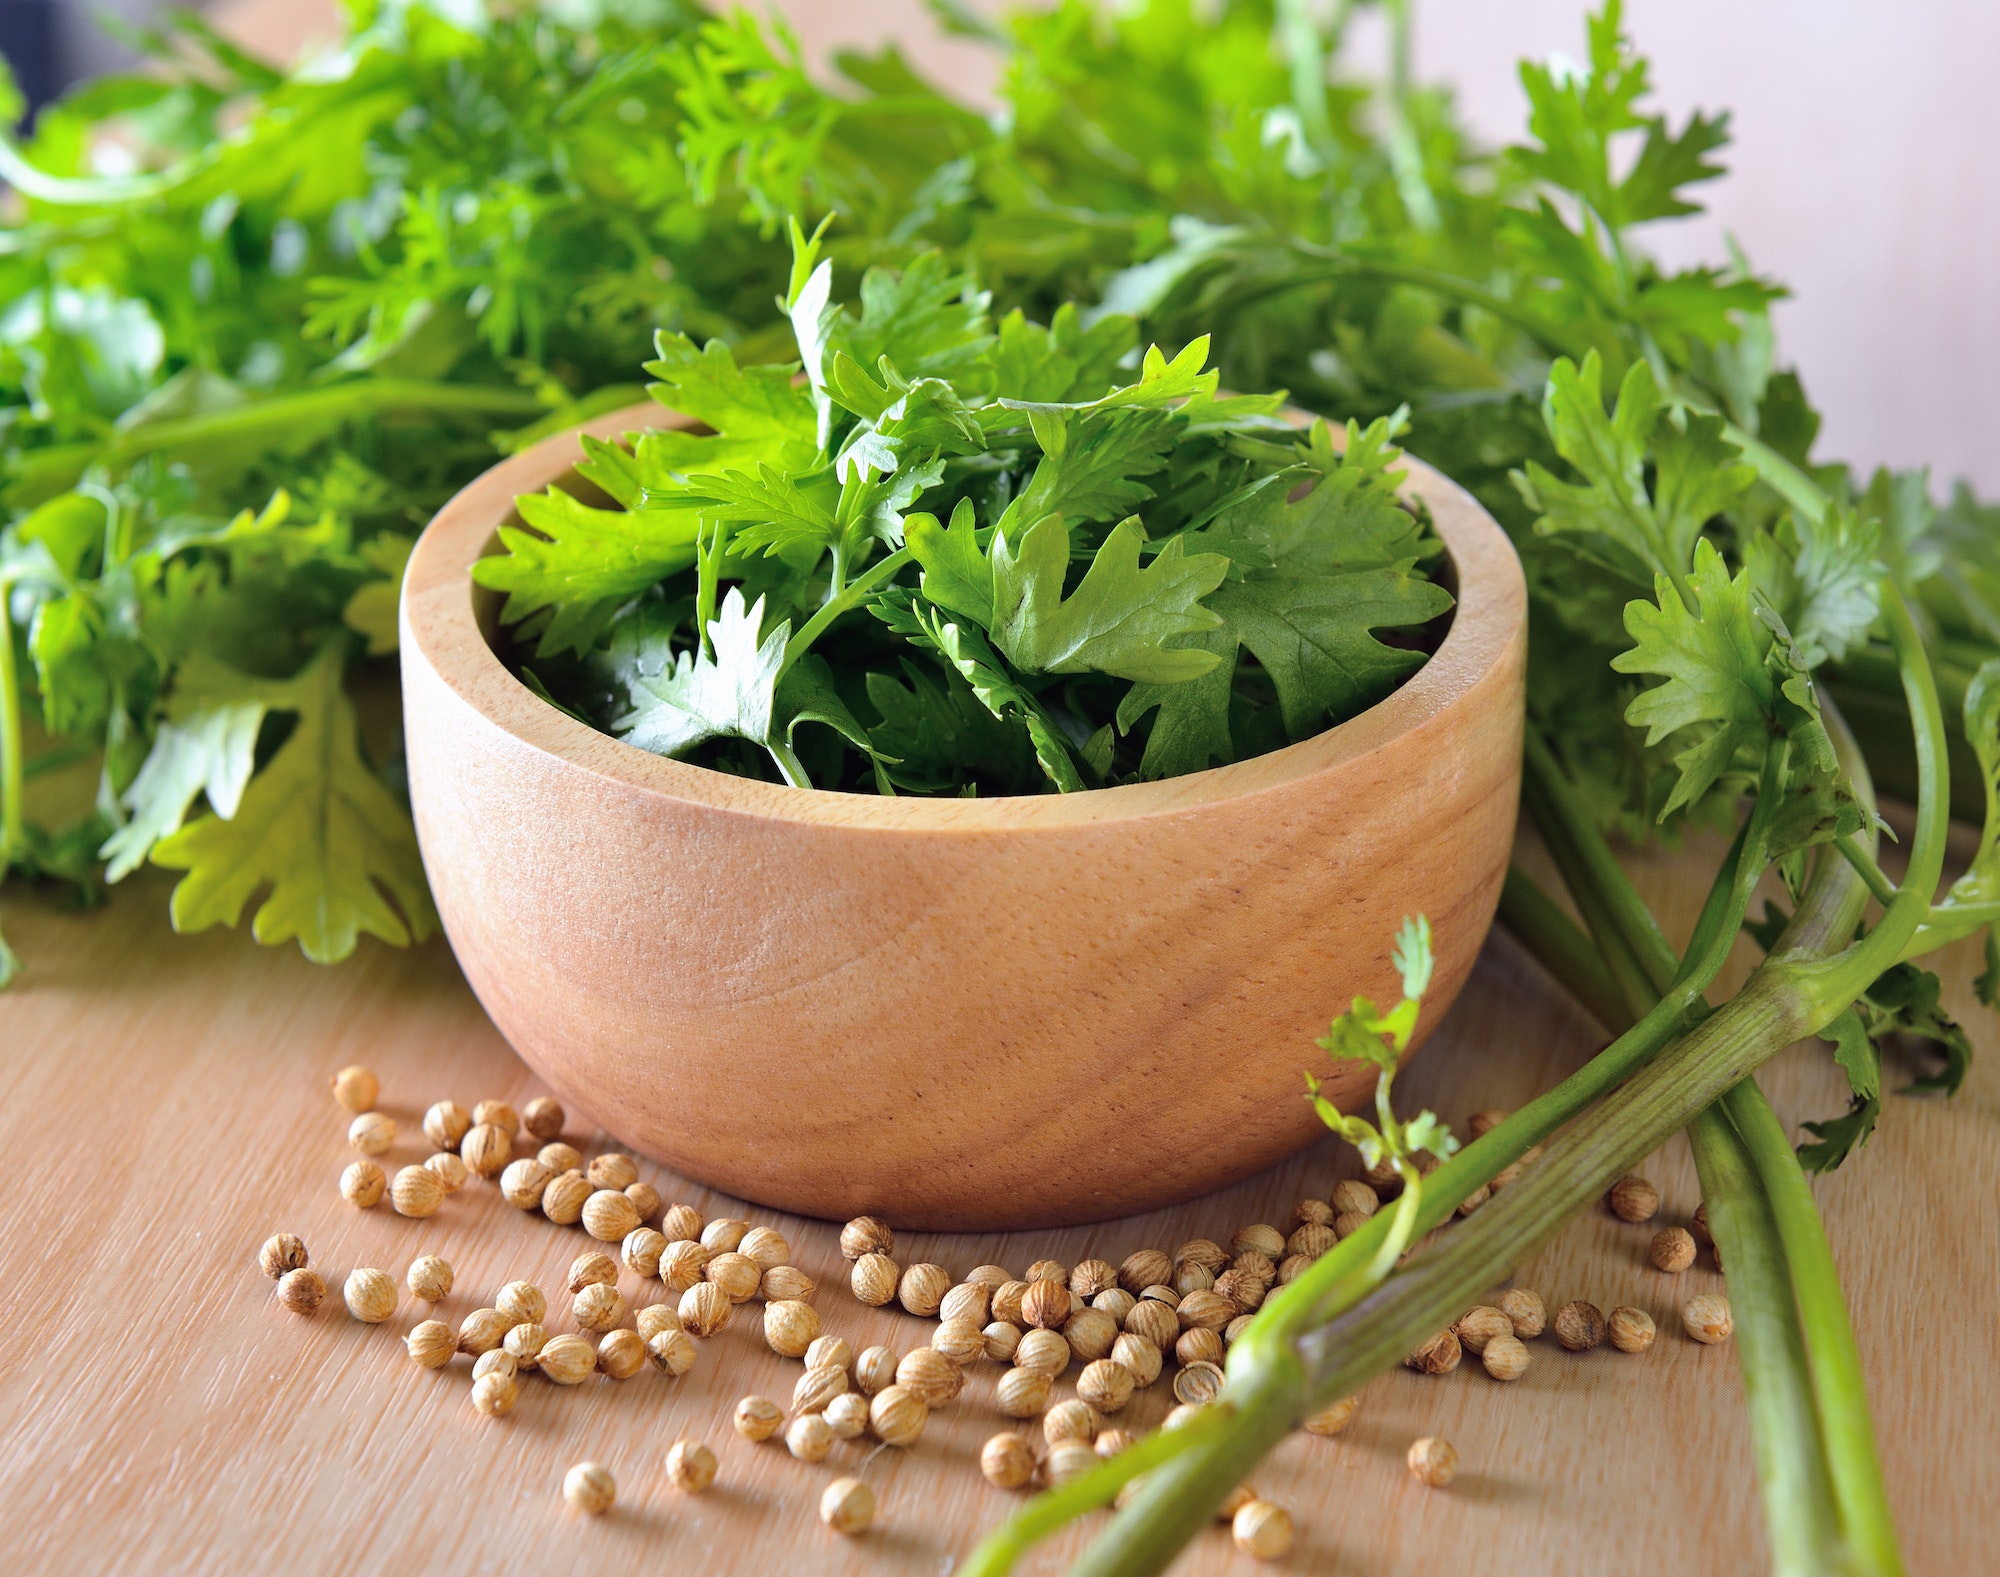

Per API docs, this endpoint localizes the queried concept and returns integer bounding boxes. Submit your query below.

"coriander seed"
[966,1264,1012,1290]
[505,1323,549,1367]
[1407,1436,1458,1487]
[1213,1269,1267,1312]
[1482,1334,1531,1380]
[331,1065,378,1113]
[276,1268,325,1315]
[1069,1259,1118,1299]
[599,1328,647,1379]
[679,1281,731,1337]
[1330,1179,1378,1219]
[538,1333,596,1385]
[1162,1405,1202,1432]
[852,1253,899,1306]
[794,1364,848,1415]
[569,1253,617,1293]
[499,1158,552,1210]
[635,1303,682,1343]
[1608,1306,1656,1353]
[472,1349,517,1383]
[836,1214,894,1259]
[1294,1197,1335,1227]
[1092,1287,1137,1324]
[700,1217,750,1254]
[539,1142,583,1175]
[1044,1398,1099,1445]
[1062,1308,1118,1362]
[622,1226,667,1280]
[406,1319,455,1368]
[737,1225,790,1270]
[344,1267,396,1324]
[761,1264,815,1302]
[1174,1327,1224,1368]
[734,1396,782,1442]
[1175,1239,1228,1274]
[422,1100,470,1152]
[705,1250,760,1303]
[582,1188,640,1243]
[1302,1396,1358,1436]
[990,1280,1029,1324]
[497,1281,546,1325]
[572,1283,625,1333]
[1497,1287,1546,1339]
[624,1181,661,1220]
[1045,1442,1097,1487]
[1095,1429,1134,1458]
[660,1240,709,1294]
[461,1123,511,1178]
[1230,1224,1286,1261]
[1119,1250,1173,1294]
[996,1367,1052,1418]
[391,1164,444,1218]
[1176,1289,1235,1332]
[349,1112,395,1155]
[854,1346,898,1395]
[659,1203,702,1243]
[1078,1359,1136,1414]
[1218,1484,1259,1521]
[984,1321,1024,1362]
[1287,1222,1336,1260]
[1683,1293,1733,1344]
[541,1170,591,1226]
[934,1317,986,1365]
[1650,1226,1697,1273]
[820,1477,874,1536]
[522,1095,564,1140]
[1174,1360,1225,1406]
[457,1308,514,1356]
[425,1152,468,1193]
[1608,1174,1661,1223]
[1125,1299,1179,1349]
[805,1335,852,1373]
[869,1384,928,1447]
[1021,1278,1072,1330]
[1225,1314,1255,1346]
[563,1462,614,1515]
[407,1255,454,1303]
[1278,1254,1310,1286]
[340,1160,385,1209]
[1554,1300,1607,1352]
[586,1152,637,1190]
[895,1347,964,1408]
[787,1413,834,1463]
[1233,1501,1294,1561]
[666,1439,717,1494]
[471,1372,519,1417]
[1025,1258,1066,1285]
[259,1233,309,1279]
[648,1328,697,1377]
[1454,1306,1514,1355]
[764,1298,822,1358]
[1405,1329,1461,1374]
[982,1432,1037,1489]
[824,1393,870,1439]
[472,1100,519,1138]
[1013,1327,1071,1377]
[1111,1332,1163,1388]
[899,1262,951,1318]
[1333,1210,1373,1239]
[941,1282,991,1325]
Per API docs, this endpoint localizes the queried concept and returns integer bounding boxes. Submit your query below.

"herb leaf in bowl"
[479,228,1453,794]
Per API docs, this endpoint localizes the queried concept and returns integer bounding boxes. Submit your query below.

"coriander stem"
[766,739,812,790]
[781,546,913,673]
[1836,835,1900,909]
[1498,864,1631,1030]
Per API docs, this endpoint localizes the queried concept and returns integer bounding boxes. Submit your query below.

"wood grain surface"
[2,835,1992,1577]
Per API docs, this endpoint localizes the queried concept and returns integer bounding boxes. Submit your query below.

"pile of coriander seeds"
[260,1068,1732,1560]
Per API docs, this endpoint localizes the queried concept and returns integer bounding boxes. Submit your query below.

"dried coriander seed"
[472,1100,519,1138]
[497,1281,546,1325]
[425,1152,468,1193]
[563,1462,614,1515]
[541,1170,591,1226]
[1454,1306,1514,1355]
[1482,1334,1531,1380]
[634,1303,682,1343]
[700,1217,750,1254]
[1020,1279,1072,1330]
[982,1432,1037,1489]
[522,1096,564,1140]
[933,1317,986,1366]
[582,1188,641,1244]
[457,1308,514,1356]
[1119,1250,1173,1294]
[1217,1484,1260,1521]
[851,1253,899,1306]
[344,1267,396,1324]
[1069,1259,1118,1299]
[854,1346,898,1395]
[1044,1398,1098,1445]
[1095,1429,1134,1458]
[599,1329,647,1379]
[1496,1287,1546,1339]
[940,1282,991,1326]
[1650,1226,1697,1273]
[1174,1327,1224,1368]
[1333,1210,1373,1240]
[868,1385,928,1447]
[1062,1308,1118,1362]
[391,1164,444,1219]
[765,1299,822,1358]
[1233,1501,1294,1561]
[1287,1222,1336,1260]
[259,1233,309,1279]
[1046,1441,1097,1487]
[1176,1290,1235,1332]
[1608,1306,1656,1353]
[340,1160,386,1209]
[990,1280,1029,1324]
[472,1349,517,1383]
[406,1319,455,1368]
[1553,1300,1607,1352]
[1125,1299,1179,1350]
[461,1123,512,1179]
[1230,1224,1286,1261]
[648,1328,697,1377]
[349,1112,396,1155]
[895,1347,963,1408]
[539,1142,583,1175]
[705,1251,761,1303]
[407,1255,454,1303]
[983,1321,1024,1362]
[569,1252,617,1293]
[276,1268,325,1314]
[738,1225,790,1270]
[331,1066,379,1113]
[1013,1327,1071,1377]
[1225,1314,1256,1346]
[1175,1239,1229,1275]
[1025,1258,1066,1285]
[820,1476,874,1536]
[996,1367,1052,1418]
[1077,1360,1135,1414]
[1174,1360,1225,1406]
[1294,1197,1335,1227]
[1111,1332,1162,1389]
[423,1100,471,1152]
[624,1182,661,1221]
[572,1283,626,1332]
[623,1227,668,1280]
[794,1364,848,1415]
[471,1372,519,1417]
[666,1439,717,1494]
[538,1333,596,1384]
[660,1240,709,1294]
[760,1263,814,1302]
[505,1323,549,1367]
[679,1281,732,1337]
[499,1158,552,1210]
[1091,1288,1137,1325]
[1213,1269,1267,1313]
[1302,1396,1358,1436]
[824,1392,870,1439]
[899,1262,952,1317]
[658,1202,702,1244]
[836,1216,892,1264]
[804,1335,851,1373]
[1407,1436,1458,1487]
[734,1396,782,1441]
[1683,1293,1733,1344]
[787,1413,835,1463]
[1608,1175,1661,1223]
[1405,1329,1462,1374]
[1330,1179,1379,1219]
[586,1152,638,1190]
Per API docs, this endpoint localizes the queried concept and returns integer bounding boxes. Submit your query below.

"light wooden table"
[3,841,1992,1576]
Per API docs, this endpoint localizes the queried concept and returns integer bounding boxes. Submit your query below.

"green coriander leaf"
[341,533,412,657]
[1743,505,1882,669]
[864,658,1035,792]
[614,587,789,758]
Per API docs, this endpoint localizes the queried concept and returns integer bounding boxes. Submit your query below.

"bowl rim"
[402,401,1525,832]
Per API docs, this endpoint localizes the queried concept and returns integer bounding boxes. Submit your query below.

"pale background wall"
[193,0,2000,494]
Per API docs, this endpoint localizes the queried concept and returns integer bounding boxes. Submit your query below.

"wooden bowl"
[401,404,1525,1229]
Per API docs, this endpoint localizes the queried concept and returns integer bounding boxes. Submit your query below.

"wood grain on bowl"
[400,404,1526,1228]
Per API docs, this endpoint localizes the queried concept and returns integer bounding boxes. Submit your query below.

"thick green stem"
[1837,836,1900,908]
[1687,1101,1849,1577]
[1724,1080,1903,1576]
[782,546,913,673]
[1499,864,1630,1030]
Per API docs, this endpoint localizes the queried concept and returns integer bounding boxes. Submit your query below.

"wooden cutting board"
[3,842,1991,1575]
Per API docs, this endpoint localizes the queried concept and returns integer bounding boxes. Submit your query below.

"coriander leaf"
[677,464,839,558]
[990,303,1136,404]
[613,587,788,758]
[1743,506,1883,668]
[906,497,991,624]
[1944,657,2000,912]
[341,533,412,657]
[99,701,268,880]
[1116,626,1238,778]
[774,653,886,784]
[642,330,817,455]
[149,644,436,963]
[837,249,994,385]
[1006,405,1181,526]
[864,658,1036,792]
